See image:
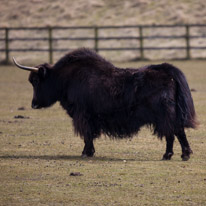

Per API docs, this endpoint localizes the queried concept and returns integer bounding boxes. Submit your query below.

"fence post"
[5,28,9,64]
[48,27,53,64]
[94,27,99,52]
[185,25,191,59]
[139,26,144,60]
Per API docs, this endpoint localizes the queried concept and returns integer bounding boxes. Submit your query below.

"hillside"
[1,0,206,27]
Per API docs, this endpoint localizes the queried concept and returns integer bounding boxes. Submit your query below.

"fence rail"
[0,24,206,63]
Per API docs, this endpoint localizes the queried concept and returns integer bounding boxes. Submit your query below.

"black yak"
[13,48,197,161]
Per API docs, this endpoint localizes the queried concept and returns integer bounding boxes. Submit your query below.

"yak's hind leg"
[162,135,175,160]
[175,128,193,161]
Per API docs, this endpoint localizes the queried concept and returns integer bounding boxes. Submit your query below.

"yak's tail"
[161,63,197,129]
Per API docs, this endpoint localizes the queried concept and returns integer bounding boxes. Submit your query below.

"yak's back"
[53,48,115,75]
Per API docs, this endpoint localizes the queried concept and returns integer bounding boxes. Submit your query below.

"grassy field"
[0,61,206,205]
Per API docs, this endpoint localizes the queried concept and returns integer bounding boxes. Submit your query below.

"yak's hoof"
[162,152,174,160]
[181,148,193,161]
[181,152,191,161]
[181,154,190,161]
[81,152,94,158]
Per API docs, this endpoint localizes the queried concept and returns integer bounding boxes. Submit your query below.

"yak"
[13,48,197,161]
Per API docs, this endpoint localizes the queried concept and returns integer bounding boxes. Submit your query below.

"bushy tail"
[161,63,197,129]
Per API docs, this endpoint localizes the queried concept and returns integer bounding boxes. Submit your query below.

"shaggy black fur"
[28,48,197,160]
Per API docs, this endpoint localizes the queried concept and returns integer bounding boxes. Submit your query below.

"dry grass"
[1,0,206,27]
[0,60,206,205]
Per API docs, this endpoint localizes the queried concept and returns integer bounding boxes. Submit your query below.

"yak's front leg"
[76,115,99,157]
[162,135,175,160]
[82,137,95,157]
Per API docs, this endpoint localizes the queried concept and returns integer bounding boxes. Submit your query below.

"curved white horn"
[13,57,39,72]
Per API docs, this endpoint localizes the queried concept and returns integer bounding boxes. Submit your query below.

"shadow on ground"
[0,154,168,162]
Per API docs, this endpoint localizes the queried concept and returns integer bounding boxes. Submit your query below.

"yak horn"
[13,57,39,72]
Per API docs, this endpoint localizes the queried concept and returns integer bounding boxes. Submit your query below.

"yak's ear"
[38,67,47,78]
[38,63,51,78]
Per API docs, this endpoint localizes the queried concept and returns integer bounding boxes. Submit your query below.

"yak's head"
[13,58,58,109]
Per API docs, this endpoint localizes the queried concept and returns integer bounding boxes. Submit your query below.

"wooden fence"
[0,24,206,63]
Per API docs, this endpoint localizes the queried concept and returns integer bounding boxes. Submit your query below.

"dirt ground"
[0,60,206,205]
